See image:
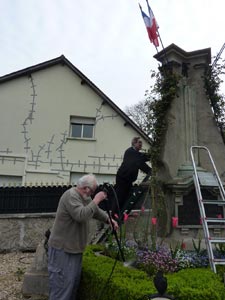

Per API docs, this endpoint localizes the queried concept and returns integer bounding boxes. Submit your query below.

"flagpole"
[145,0,169,65]
[154,45,159,54]
[157,30,169,65]
[139,2,169,65]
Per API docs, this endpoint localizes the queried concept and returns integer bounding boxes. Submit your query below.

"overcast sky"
[1,0,225,110]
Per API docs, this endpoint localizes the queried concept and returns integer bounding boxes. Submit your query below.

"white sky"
[0,0,225,110]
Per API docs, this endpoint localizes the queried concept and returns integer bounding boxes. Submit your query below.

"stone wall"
[0,213,55,252]
[1,211,220,253]
[0,213,104,252]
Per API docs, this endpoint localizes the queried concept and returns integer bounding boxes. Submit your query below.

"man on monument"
[111,136,151,220]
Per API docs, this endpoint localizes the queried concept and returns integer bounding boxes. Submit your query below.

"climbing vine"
[204,59,225,143]
[146,67,181,168]
[144,66,181,232]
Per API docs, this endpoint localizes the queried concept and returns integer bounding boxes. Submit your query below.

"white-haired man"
[48,174,118,300]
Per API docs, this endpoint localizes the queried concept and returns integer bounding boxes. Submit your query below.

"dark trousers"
[111,176,132,219]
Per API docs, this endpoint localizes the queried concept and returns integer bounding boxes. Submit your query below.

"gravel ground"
[0,251,36,300]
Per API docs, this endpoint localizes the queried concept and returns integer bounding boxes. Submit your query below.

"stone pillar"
[153,44,225,234]
[182,82,198,165]
[154,44,225,179]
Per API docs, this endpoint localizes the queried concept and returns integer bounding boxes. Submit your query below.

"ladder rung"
[205,218,225,223]
[208,237,225,243]
[202,200,225,205]
[199,184,219,188]
[213,259,225,264]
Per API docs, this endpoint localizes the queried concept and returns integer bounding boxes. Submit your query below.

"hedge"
[77,245,225,300]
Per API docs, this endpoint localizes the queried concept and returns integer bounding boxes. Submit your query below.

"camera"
[93,182,113,199]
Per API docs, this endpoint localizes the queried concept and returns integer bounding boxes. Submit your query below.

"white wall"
[0,64,150,186]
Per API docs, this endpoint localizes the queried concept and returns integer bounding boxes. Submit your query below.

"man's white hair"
[77,174,98,189]
[131,136,141,146]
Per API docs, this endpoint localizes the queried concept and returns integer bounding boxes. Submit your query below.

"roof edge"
[0,55,151,144]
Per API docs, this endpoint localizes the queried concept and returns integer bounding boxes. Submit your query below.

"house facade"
[0,55,150,187]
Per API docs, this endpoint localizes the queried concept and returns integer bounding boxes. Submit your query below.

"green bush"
[166,268,225,300]
[77,245,225,300]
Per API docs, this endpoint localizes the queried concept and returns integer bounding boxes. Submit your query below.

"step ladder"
[190,145,225,273]
[120,173,151,218]
[91,174,151,244]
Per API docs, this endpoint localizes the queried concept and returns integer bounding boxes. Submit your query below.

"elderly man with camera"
[48,173,118,300]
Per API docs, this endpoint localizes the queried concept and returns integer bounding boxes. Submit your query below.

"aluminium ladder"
[190,146,225,273]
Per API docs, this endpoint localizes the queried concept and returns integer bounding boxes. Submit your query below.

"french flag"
[139,1,159,47]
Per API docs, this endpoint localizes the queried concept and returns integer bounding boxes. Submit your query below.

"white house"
[0,55,150,187]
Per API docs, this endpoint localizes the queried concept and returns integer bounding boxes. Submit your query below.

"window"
[70,117,95,139]
[72,123,94,138]
[0,175,22,187]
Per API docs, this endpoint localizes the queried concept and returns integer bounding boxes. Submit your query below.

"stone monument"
[154,44,225,240]
[22,239,49,298]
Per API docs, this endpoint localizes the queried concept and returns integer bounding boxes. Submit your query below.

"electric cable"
[95,183,126,300]
[96,252,119,300]
[108,182,123,224]
[96,177,154,300]
[103,184,125,261]
[133,183,151,246]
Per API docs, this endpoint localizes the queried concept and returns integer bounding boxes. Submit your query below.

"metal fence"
[0,185,71,214]
[0,184,148,214]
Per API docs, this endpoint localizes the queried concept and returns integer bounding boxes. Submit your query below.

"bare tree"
[125,99,152,137]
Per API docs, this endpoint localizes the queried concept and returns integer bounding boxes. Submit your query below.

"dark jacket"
[116,147,151,183]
